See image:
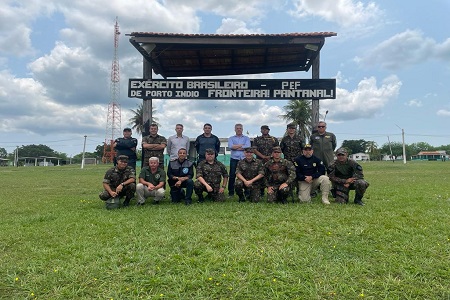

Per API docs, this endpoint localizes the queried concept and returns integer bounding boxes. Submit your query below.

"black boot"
[354,194,365,206]
[122,198,131,207]
[238,194,245,202]
[197,194,204,203]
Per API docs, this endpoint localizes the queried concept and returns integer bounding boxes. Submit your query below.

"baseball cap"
[117,155,129,162]
[287,123,296,129]
[261,125,270,130]
[303,144,312,150]
[244,147,254,152]
[336,148,348,155]
[272,146,282,153]
[123,127,132,132]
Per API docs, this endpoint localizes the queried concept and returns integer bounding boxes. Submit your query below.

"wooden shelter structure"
[127,32,337,136]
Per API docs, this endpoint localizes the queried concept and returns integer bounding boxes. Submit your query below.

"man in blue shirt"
[227,124,251,197]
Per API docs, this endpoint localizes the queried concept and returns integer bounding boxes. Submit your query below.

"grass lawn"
[0,161,449,299]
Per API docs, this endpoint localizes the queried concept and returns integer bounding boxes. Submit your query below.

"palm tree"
[279,99,312,141]
[128,103,159,135]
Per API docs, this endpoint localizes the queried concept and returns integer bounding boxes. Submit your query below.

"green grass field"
[0,161,449,299]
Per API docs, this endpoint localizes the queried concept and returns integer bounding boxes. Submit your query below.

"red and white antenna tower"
[102,17,122,163]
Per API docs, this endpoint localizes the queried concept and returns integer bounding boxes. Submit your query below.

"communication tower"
[102,17,122,163]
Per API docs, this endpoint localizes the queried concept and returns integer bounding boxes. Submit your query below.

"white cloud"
[216,18,263,34]
[406,99,422,107]
[320,75,402,121]
[289,0,382,28]
[357,29,450,70]
[437,109,450,117]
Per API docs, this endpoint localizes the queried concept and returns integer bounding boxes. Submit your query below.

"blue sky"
[1,0,449,156]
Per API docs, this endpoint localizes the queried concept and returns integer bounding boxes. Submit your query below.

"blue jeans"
[228,158,239,196]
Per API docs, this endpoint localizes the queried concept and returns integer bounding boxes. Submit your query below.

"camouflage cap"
[244,147,254,152]
[261,125,270,130]
[287,123,296,129]
[272,146,282,153]
[336,147,348,155]
[117,155,129,162]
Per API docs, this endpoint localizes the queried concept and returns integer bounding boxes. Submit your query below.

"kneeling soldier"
[235,147,265,202]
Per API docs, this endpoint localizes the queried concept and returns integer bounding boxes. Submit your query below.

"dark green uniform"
[328,158,369,204]
[309,131,337,168]
[264,158,296,203]
[254,135,279,160]
[235,158,264,202]
[99,166,136,209]
[280,134,304,162]
[142,134,167,167]
[194,160,228,201]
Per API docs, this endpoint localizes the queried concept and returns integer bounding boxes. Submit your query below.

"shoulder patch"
[356,165,363,171]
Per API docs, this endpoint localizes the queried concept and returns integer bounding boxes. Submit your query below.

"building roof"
[127,32,337,78]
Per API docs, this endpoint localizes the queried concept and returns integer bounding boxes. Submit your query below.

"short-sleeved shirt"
[280,134,304,162]
[142,134,167,165]
[196,160,228,187]
[103,166,136,189]
[139,167,166,186]
[253,135,279,158]
[114,137,138,161]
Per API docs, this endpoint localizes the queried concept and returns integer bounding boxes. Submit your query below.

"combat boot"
[354,194,365,206]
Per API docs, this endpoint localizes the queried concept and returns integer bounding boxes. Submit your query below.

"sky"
[1,0,450,157]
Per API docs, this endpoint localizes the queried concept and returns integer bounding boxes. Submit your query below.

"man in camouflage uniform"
[280,123,304,162]
[264,146,296,203]
[194,148,228,202]
[328,147,369,205]
[99,155,136,209]
[142,123,167,168]
[253,125,279,162]
[235,147,265,202]
[253,125,279,196]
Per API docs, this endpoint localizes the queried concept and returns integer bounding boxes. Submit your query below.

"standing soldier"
[254,125,279,196]
[113,127,138,172]
[280,122,304,162]
[253,125,279,163]
[328,148,369,205]
[235,147,265,202]
[309,121,337,169]
[194,148,228,202]
[142,123,167,168]
[264,146,296,204]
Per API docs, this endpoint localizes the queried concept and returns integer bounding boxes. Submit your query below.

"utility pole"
[81,135,87,169]
[396,124,407,164]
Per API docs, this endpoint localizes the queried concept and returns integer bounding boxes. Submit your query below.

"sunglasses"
[317,126,325,128]
[337,153,346,156]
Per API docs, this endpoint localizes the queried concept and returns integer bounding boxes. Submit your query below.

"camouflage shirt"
[280,134,304,161]
[103,166,136,189]
[196,160,228,188]
[236,158,264,186]
[264,158,296,187]
[142,134,167,165]
[253,135,279,158]
[328,158,365,184]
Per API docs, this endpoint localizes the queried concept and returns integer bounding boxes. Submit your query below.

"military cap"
[123,127,132,132]
[117,155,129,161]
[303,144,312,150]
[205,148,216,154]
[244,147,254,152]
[261,125,270,130]
[272,146,282,153]
[336,148,348,155]
[287,123,296,129]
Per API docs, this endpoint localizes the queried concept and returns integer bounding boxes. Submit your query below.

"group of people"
[99,122,369,209]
